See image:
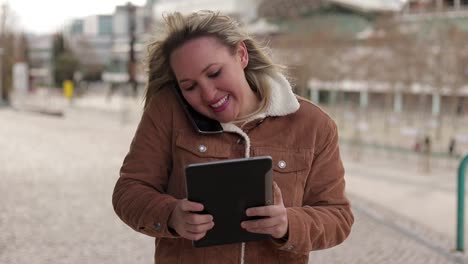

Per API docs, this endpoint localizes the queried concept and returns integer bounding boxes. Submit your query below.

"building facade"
[152,0,261,23]
[27,34,54,87]
[62,3,149,83]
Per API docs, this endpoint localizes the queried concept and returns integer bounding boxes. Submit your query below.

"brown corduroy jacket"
[112,74,353,264]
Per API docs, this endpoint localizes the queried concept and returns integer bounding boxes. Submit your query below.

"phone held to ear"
[174,86,224,134]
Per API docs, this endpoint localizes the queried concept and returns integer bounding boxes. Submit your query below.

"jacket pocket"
[253,147,311,207]
[175,131,230,162]
[169,131,232,198]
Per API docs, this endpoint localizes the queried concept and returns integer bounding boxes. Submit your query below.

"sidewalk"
[341,144,464,242]
[312,194,466,264]
[313,141,468,264]
[9,88,143,119]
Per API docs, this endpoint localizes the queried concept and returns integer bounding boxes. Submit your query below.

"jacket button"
[198,145,207,153]
[154,222,161,231]
[278,160,287,169]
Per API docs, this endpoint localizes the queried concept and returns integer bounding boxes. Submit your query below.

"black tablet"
[185,156,273,247]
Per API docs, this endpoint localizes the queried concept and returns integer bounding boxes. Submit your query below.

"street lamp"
[0,48,4,106]
[0,3,6,105]
[127,2,137,97]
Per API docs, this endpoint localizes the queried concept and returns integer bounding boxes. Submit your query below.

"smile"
[210,95,229,108]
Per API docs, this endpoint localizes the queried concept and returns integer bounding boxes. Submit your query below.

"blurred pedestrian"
[448,137,456,157]
[106,82,119,101]
[456,100,463,116]
[414,139,421,153]
[422,135,431,173]
[112,10,353,264]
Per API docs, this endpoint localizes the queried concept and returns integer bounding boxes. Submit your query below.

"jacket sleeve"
[112,97,179,238]
[274,117,354,255]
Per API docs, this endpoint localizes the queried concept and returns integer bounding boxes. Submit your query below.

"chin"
[215,117,232,123]
[211,110,237,124]
[214,114,236,123]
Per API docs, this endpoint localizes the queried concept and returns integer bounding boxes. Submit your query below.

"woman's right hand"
[168,199,215,241]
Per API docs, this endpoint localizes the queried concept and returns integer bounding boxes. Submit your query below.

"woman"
[112,10,353,264]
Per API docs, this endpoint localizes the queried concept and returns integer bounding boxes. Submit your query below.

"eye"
[183,84,196,91]
[208,69,221,78]
[180,81,196,91]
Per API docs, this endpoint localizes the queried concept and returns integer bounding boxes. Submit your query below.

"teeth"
[211,95,228,108]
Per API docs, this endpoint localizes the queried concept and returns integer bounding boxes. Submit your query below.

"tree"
[0,3,18,104]
[54,53,79,86]
[52,33,79,87]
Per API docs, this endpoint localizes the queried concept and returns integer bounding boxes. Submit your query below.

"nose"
[199,81,216,102]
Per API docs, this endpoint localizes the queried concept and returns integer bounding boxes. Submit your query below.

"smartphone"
[173,85,223,134]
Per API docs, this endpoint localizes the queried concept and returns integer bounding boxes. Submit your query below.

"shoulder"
[141,87,181,129]
[146,87,178,113]
[266,95,337,148]
[293,95,336,129]
[293,96,340,154]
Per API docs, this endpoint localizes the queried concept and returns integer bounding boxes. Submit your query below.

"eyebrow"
[179,63,218,83]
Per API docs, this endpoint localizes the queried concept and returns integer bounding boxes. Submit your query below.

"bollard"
[63,80,74,103]
[456,154,468,252]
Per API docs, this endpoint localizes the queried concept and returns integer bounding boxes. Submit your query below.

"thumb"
[180,199,204,212]
[273,181,283,205]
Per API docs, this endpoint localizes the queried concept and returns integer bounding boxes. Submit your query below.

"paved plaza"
[0,94,467,263]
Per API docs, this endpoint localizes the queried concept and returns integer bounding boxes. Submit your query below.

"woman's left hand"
[241,182,288,239]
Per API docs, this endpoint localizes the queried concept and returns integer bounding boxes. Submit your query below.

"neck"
[238,92,261,120]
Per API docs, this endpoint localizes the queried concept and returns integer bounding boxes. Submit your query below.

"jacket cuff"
[270,208,302,254]
[138,196,180,238]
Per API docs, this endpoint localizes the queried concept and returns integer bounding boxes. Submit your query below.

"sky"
[3,0,146,34]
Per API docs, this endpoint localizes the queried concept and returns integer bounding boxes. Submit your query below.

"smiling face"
[169,36,260,123]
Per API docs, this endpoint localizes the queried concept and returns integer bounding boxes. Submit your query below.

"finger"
[244,224,283,237]
[184,231,207,241]
[246,205,284,217]
[185,221,215,233]
[241,216,278,230]
[185,213,213,225]
[180,200,204,212]
[273,181,283,205]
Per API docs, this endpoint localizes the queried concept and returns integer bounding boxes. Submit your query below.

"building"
[26,34,54,87]
[152,0,261,23]
[63,16,113,81]
[254,0,468,117]
[104,3,148,84]
[102,0,266,83]
[406,0,468,11]
[62,3,149,83]
[64,15,113,72]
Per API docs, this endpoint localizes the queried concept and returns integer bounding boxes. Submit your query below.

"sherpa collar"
[221,73,300,157]
[262,73,300,117]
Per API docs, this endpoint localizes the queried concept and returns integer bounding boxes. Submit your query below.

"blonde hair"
[143,10,282,119]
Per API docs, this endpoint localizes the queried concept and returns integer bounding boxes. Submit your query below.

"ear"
[237,41,249,69]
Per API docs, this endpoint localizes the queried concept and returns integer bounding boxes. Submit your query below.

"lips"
[210,95,229,108]
[209,95,230,113]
